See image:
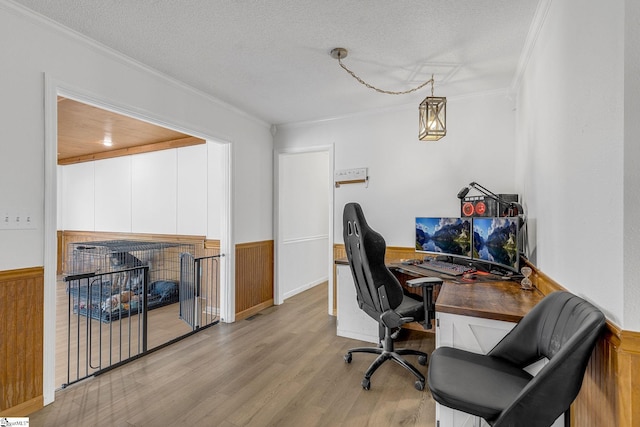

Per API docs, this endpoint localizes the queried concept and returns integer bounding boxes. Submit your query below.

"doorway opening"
[44,80,232,400]
[275,146,334,313]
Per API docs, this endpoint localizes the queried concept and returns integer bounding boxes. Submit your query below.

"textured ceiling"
[11,0,541,125]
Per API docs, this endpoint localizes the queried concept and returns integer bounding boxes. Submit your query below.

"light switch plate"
[0,212,9,230]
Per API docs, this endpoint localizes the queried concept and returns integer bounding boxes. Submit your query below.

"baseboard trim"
[236,299,274,321]
[0,395,43,417]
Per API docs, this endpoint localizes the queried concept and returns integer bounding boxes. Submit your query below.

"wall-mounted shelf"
[335,168,368,188]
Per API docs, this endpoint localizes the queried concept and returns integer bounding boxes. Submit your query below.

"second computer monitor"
[472,217,520,272]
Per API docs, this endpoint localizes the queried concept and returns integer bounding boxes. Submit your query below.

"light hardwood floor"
[56,278,193,389]
[33,283,436,427]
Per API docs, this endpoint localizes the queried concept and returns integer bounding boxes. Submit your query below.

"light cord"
[337,56,435,96]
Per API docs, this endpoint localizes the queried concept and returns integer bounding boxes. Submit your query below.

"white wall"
[207,141,226,239]
[59,144,213,237]
[623,0,640,332]
[95,157,132,231]
[177,145,208,236]
[60,162,96,231]
[275,92,517,248]
[132,150,178,233]
[515,0,627,326]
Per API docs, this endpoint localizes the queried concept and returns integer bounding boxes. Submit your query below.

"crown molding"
[276,88,511,130]
[0,0,270,130]
[510,0,554,93]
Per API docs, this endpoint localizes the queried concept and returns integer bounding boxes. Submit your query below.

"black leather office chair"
[428,290,605,427]
[342,202,442,391]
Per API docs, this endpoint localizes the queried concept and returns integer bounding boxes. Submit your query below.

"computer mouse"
[463,273,478,280]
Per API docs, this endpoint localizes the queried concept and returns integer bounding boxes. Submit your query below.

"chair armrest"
[376,285,417,329]
[380,309,411,329]
[406,277,442,330]
[406,276,443,288]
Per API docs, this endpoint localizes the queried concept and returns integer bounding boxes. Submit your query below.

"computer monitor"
[472,217,520,272]
[415,217,472,258]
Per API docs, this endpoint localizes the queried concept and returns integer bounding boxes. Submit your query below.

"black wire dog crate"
[65,240,195,322]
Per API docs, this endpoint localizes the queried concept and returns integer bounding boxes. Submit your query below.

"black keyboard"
[415,259,476,277]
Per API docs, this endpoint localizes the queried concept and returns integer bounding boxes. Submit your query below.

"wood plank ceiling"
[57,97,205,165]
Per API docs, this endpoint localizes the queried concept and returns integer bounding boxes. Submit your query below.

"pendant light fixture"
[331,47,447,141]
[418,79,446,141]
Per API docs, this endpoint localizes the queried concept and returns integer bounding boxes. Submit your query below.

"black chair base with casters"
[342,202,442,391]
[344,321,429,391]
[428,291,605,427]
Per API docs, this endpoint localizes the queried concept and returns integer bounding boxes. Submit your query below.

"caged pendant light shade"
[419,95,447,141]
[419,75,446,141]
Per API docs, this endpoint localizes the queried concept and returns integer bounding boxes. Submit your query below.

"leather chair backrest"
[343,203,404,319]
[488,291,606,426]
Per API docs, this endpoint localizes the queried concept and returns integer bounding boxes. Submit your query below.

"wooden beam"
[58,136,205,165]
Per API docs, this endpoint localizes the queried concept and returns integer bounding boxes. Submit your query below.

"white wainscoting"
[280,235,329,300]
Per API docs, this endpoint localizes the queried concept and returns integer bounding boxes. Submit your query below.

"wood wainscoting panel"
[59,230,209,272]
[56,230,63,275]
[571,326,640,427]
[0,267,44,416]
[204,239,221,255]
[617,330,640,427]
[333,244,417,265]
[235,240,274,320]
[570,323,619,426]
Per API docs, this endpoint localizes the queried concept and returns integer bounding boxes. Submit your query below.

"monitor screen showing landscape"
[415,217,472,258]
[472,217,520,272]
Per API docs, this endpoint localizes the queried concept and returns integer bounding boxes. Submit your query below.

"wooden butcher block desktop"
[435,279,544,323]
[388,262,544,322]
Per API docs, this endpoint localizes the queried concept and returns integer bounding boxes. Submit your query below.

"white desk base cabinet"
[336,264,378,344]
[434,311,563,427]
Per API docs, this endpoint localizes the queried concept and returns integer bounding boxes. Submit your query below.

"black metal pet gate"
[63,240,221,388]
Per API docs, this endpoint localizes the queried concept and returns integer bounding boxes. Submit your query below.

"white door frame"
[274,144,334,313]
[43,75,234,404]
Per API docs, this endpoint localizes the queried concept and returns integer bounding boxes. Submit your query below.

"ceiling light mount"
[330,47,348,60]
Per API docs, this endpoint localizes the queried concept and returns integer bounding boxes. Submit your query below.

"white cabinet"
[435,312,516,353]
[336,264,378,343]
[434,311,563,427]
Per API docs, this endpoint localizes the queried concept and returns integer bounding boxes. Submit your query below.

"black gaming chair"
[428,290,606,427]
[342,202,442,391]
